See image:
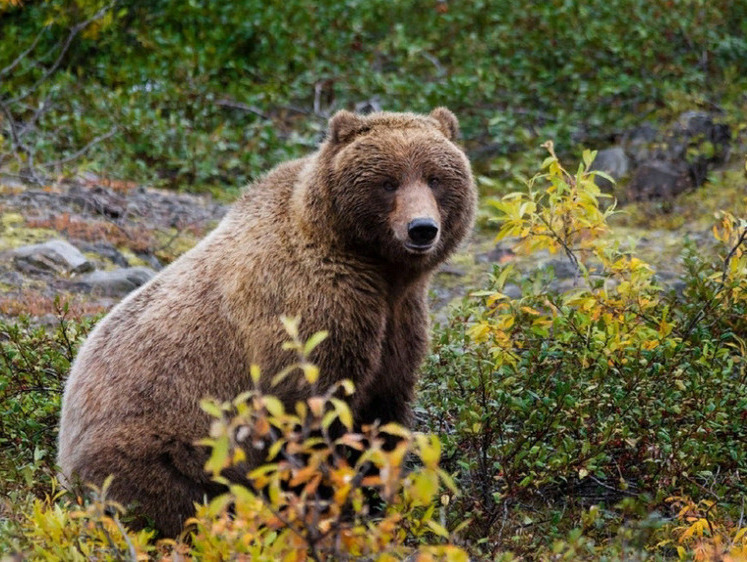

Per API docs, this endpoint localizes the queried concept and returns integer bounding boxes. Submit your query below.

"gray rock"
[590,147,631,190]
[78,242,130,268]
[72,266,156,296]
[13,239,94,275]
[503,283,522,299]
[626,160,692,201]
[481,243,516,263]
[542,258,579,280]
[624,123,658,162]
[671,111,731,185]
[66,184,127,219]
[621,112,731,201]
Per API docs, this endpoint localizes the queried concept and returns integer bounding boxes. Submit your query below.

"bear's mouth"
[404,241,437,254]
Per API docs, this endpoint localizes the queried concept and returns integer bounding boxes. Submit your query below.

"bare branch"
[0,25,48,78]
[38,126,118,170]
[8,2,116,105]
[215,98,269,119]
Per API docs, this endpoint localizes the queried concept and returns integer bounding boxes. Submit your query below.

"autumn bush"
[421,147,747,559]
[1,317,469,560]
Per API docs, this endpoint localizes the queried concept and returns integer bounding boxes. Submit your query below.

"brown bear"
[57,108,476,537]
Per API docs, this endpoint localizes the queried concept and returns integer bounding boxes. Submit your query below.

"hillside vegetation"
[2,0,746,190]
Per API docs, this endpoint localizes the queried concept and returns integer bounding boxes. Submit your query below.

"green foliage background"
[2,0,747,190]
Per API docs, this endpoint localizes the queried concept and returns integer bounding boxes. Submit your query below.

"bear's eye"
[427,176,440,189]
[382,180,399,192]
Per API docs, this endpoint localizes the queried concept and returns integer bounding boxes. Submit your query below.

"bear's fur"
[57,108,476,537]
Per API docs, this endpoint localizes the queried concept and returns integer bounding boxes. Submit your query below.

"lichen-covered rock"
[13,239,94,275]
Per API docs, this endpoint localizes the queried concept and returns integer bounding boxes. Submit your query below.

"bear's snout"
[407,218,439,249]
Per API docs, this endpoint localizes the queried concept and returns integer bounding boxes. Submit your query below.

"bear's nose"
[407,218,439,246]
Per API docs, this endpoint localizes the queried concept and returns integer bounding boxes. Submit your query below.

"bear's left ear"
[429,107,460,141]
[328,110,369,145]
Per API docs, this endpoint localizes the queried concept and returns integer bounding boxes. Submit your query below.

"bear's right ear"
[429,107,460,141]
[328,110,368,144]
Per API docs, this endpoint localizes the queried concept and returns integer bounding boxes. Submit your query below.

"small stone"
[72,266,156,296]
[483,244,516,263]
[543,259,579,280]
[503,283,522,299]
[13,239,94,275]
[439,264,466,276]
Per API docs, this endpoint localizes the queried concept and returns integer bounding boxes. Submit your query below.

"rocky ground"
[0,175,227,324]
[0,109,743,326]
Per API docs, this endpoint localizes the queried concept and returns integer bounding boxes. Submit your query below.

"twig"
[589,475,637,498]
[38,126,118,169]
[8,2,116,105]
[421,51,445,77]
[680,224,747,338]
[113,515,139,561]
[0,26,48,78]
[215,99,269,119]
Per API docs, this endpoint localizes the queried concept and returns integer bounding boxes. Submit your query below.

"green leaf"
[303,330,329,356]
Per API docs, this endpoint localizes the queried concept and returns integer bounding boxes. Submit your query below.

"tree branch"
[8,2,116,105]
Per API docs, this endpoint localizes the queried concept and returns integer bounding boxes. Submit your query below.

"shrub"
[0,301,94,498]
[420,146,747,557]
[6,318,469,560]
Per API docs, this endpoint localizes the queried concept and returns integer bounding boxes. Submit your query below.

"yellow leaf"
[416,434,441,468]
[250,364,261,386]
[307,396,325,417]
[411,471,440,505]
[331,398,353,431]
[262,396,285,418]
[339,379,356,395]
[279,315,300,339]
[302,363,319,384]
[379,422,411,440]
[303,330,329,356]
[426,519,450,539]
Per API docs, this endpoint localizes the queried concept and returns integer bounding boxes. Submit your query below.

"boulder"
[590,146,631,190]
[13,239,94,275]
[624,123,658,163]
[72,266,156,296]
[620,111,730,201]
[627,160,692,201]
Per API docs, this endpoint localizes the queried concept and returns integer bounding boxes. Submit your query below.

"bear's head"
[313,108,476,273]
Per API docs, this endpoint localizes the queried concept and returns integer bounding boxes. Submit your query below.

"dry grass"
[0,291,109,318]
[25,213,155,252]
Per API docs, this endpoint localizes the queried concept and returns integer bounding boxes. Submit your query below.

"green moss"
[0,213,57,252]
[117,247,151,268]
[153,228,199,263]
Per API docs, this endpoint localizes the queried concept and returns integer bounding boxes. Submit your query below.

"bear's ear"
[328,110,368,144]
[429,107,460,141]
